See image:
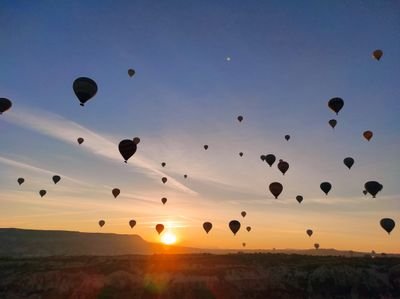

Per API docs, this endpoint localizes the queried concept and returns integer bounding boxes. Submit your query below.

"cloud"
[4,106,197,195]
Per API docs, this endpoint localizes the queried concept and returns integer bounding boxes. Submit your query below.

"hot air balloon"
[269,182,283,199]
[129,219,136,228]
[161,162,166,167]
[265,154,276,167]
[242,243,246,247]
[39,190,47,197]
[99,220,105,227]
[277,160,289,175]
[52,175,61,184]
[119,139,137,163]
[128,69,136,77]
[112,188,120,198]
[237,115,243,122]
[73,77,97,106]
[156,224,164,235]
[17,178,24,185]
[241,211,246,218]
[204,145,208,150]
[229,220,241,235]
[314,243,320,250]
[161,197,167,205]
[260,155,266,162]
[364,181,383,198]
[239,152,243,157]
[329,119,337,129]
[343,157,354,170]
[0,98,12,114]
[203,222,212,234]
[77,137,84,145]
[284,135,290,141]
[246,226,251,232]
[363,131,373,141]
[306,229,313,237]
[372,49,383,61]
[380,218,395,234]
[296,195,303,204]
[184,174,187,179]
[328,97,344,115]
[162,177,167,184]
[363,190,367,196]
[133,137,141,145]
[320,182,332,195]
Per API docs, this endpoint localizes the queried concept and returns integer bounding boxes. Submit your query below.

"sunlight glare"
[161,231,177,245]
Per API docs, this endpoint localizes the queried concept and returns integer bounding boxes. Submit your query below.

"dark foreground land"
[0,254,399,299]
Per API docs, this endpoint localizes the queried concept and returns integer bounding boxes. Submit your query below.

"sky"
[0,0,399,253]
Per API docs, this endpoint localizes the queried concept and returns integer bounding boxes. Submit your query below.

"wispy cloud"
[5,106,197,195]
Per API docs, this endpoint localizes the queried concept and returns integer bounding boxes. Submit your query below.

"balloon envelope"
[0,98,12,114]
[284,135,290,141]
[306,229,313,237]
[17,178,24,185]
[39,190,47,197]
[77,137,84,144]
[133,137,141,145]
[296,195,303,203]
[372,49,383,61]
[241,211,246,218]
[265,154,276,167]
[314,243,320,250]
[129,219,136,228]
[128,69,136,77]
[320,182,332,195]
[343,157,354,169]
[156,224,164,235]
[246,226,251,232]
[161,197,167,205]
[162,177,167,184]
[239,152,243,157]
[73,77,97,106]
[161,162,166,167]
[364,181,383,198]
[363,131,373,141]
[112,188,120,198]
[52,175,61,184]
[99,220,105,227]
[229,220,241,235]
[329,119,337,129]
[260,155,266,162]
[119,139,137,163]
[380,218,395,234]
[203,222,212,234]
[328,97,344,115]
[269,182,283,199]
[204,145,208,150]
[277,160,289,175]
[237,116,243,122]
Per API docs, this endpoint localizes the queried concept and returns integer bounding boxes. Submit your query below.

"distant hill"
[0,228,397,258]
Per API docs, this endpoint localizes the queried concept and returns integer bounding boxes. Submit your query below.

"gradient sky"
[0,0,399,253]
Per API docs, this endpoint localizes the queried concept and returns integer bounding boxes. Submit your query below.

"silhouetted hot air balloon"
[52,175,61,184]
[296,195,303,204]
[128,69,136,77]
[39,190,47,197]
[77,137,84,145]
[162,177,167,184]
[246,226,251,232]
[99,220,105,227]
[363,190,367,196]
[328,97,344,115]
[380,218,395,234]
[372,49,383,61]
[277,160,289,175]
[306,229,313,237]
[229,220,241,235]
[17,178,24,185]
[161,197,167,205]
[363,131,373,141]
[237,115,243,122]
[260,155,266,162]
[269,182,283,199]
[241,211,246,218]
[329,119,337,129]
[73,77,97,106]
[203,222,212,234]
[184,174,187,179]
[364,181,383,198]
[161,162,166,167]
[314,243,320,250]
[265,154,276,167]
[119,139,137,163]
[133,137,141,145]
[204,145,208,150]
[320,182,332,195]
[129,219,136,228]
[343,157,354,170]
[239,152,243,157]
[0,98,12,114]
[242,242,246,247]
[156,224,164,235]
[284,135,290,141]
[112,188,120,198]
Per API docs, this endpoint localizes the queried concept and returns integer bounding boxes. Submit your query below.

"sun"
[161,231,177,245]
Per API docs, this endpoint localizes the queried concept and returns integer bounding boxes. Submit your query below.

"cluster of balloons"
[17,175,62,198]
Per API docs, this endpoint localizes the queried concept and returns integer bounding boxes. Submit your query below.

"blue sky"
[0,0,399,252]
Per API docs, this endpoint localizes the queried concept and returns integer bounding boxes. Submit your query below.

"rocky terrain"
[0,254,399,299]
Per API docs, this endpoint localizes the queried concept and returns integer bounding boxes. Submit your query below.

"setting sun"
[161,232,177,245]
